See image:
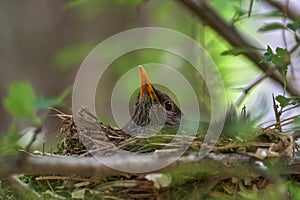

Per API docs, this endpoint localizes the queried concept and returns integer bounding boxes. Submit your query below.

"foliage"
[1,82,69,155]
[261,46,290,94]
[275,95,300,113]
[261,46,290,68]
[3,82,69,124]
[3,82,37,123]
[258,23,287,32]
[53,43,95,71]
[221,47,258,56]
[63,0,91,10]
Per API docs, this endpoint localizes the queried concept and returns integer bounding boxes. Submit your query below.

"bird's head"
[122,65,181,136]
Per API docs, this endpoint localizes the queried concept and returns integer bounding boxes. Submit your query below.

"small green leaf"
[63,0,90,10]
[276,95,299,110]
[276,95,291,108]
[271,48,290,69]
[260,46,274,63]
[35,87,71,110]
[3,82,36,119]
[293,117,300,130]
[221,47,257,56]
[114,0,142,5]
[0,124,21,155]
[231,6,247,22]
[53,43,94,71]
[261,47,290,68]
[276,48,290,66]
[258,23,286,32]
[256,11,282,18]
[287,20,300,32]
[233,6,247,17]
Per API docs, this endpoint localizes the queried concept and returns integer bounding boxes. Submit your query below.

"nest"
[30,107,297,199]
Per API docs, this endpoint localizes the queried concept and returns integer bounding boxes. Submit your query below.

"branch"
[178,0,300,97]
[0,152,254,179]
[0,151,299,180]
[264,0,299,21]
[235,72,269,106]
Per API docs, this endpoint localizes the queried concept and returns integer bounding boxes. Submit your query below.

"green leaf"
[114,0,142,5]
[0,124,21,155]
[276,95,299,111]
[261,47,289,94]
[3,82,36,119]
[293,117,300,130]
[258,23,286,32]
[261,46,290,68]
[260,46,274,63]
[35,87,71,110]
[53,43,94,71]
[231,6,247,22]
[274,48,290,67]
[233,6,247,17]
[221,47,257,56]
[256,11,282,18]
[276,95,291,108]
[63,0,90,10]
[287,20,300,32]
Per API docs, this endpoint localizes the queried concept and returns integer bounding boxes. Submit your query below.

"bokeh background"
[1,0,299,150]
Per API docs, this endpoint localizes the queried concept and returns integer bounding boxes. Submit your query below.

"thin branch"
[35,175,97,182]
[281,0,295,80]
[235,72,269,107]
[290,42,300,53]
[264,0,298,21]
[272,94,282,131]
[248,0,254,17]
[212,142,272,151]
[178,0,300,97]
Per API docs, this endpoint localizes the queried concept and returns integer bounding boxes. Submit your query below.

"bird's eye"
[163,100,174,111]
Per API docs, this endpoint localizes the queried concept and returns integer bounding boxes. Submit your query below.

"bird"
[121,65,183,137]
[121,65,253,139]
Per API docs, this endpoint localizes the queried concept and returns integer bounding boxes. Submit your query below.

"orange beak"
[139,65,159,103]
